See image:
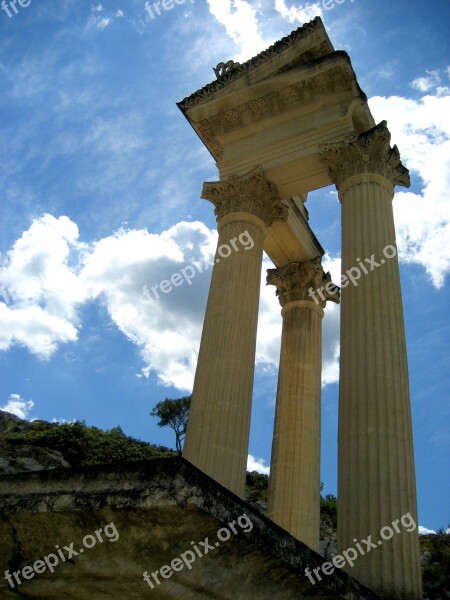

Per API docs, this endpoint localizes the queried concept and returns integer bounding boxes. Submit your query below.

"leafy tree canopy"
[150,396,191,456]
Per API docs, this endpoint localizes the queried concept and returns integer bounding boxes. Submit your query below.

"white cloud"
[0,217,338,391]
[411,69,450,97]
[256,254,341,388]
[1,394,34,420]
[0,304,78,359]
[369,89,450,287]
[87,4,123,30]
[420,526,450,535]
[79,221,217,390]
[0,214,85,318]
[0,216,215,388]
[320,255,341,387]
[274,0,322,23]
[13,86,447,390]
[255,258,282,369]
[89,17,111,30]
[411,70,441,93]
[206,0,269,62]
[0,214,85,358]
[419,525,436,535]
[247,454,270,475]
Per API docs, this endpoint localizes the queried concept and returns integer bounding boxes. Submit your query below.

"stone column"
[183,166,288,497]
[320,122,422,599]
[266,259,339,552]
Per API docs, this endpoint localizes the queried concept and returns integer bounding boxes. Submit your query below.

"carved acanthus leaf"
[267,258,340,308]
[319,121,410,189]
[202,166,288,227]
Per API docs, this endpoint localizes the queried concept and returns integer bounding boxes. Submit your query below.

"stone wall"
[0,458,382,599]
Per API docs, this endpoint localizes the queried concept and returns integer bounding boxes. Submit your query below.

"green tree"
[320,493,338,529]
[245,471,269,503]
[150,396,191,456]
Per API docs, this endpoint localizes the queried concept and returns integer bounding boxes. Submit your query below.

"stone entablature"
[180,53,367,163]
[178,17,375,199]
[177,17,332,111]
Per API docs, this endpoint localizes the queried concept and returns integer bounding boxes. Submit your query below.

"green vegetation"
[320,493,338,530]
[245,472,338,529]
[150,396,191,456]
[245,470,269,503]
[1,418,174,467]
[2,410,449,597]
[421,528,450,599]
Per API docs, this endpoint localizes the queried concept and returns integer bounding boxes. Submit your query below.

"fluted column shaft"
[267,260,339,551]
[321,122,422,599]
[183,167,288,497]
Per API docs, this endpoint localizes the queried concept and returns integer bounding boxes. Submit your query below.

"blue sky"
[0,0,449,533]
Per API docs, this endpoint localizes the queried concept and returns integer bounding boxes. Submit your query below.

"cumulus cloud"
[0,304,78,359]
[419,525,450,535]
[80,221,217,390]
[274,0,322,23]
[206,0,269,62]
[411,69,450,96]
[369,86,450,287]
[247,454,270,474]
[256,254,341,388]
[418,526,436,535]
[5,87,447,388]
[1,393,34,420]
[0,209,341,391]
[0,216,216,388]
[0,214,85,358]
[411,70,441,93]
[255,258,282,369]
[320,255,341,387]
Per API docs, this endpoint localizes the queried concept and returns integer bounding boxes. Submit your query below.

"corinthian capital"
[319,121,410,190]
[202,166,289,227]
[267,257,340,309]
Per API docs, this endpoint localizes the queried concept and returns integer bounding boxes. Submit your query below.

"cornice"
[190,56,361,161]
[177,17,328,112]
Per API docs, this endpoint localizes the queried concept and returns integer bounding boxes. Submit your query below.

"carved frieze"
[192,65,356,160]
